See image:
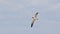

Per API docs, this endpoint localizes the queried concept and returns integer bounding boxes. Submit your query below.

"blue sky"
[0,0,60,34]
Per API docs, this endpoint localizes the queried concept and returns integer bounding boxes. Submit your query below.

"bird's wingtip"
[31,23,33,28]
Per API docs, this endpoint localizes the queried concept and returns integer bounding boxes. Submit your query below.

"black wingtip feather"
[31,23,33,28]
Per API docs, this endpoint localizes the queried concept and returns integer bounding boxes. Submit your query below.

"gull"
[31,12,38,28]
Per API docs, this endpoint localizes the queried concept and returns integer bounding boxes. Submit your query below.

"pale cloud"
[36,19,60,33]
[41,1,60,13]
[0,0,5,3]
[0,0,48,11]
[31,0,40,6]
[29,0,48,7]
[0,0,24,12]
[49,3,60,9]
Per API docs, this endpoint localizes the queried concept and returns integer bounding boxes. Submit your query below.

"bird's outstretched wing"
[31,22,34,28]
[31,19,35,28]
[35,12,38,17]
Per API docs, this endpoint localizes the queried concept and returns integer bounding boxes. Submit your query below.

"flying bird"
[31,12,38,28]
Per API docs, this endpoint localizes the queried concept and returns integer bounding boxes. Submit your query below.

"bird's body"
[31,12,38,27]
